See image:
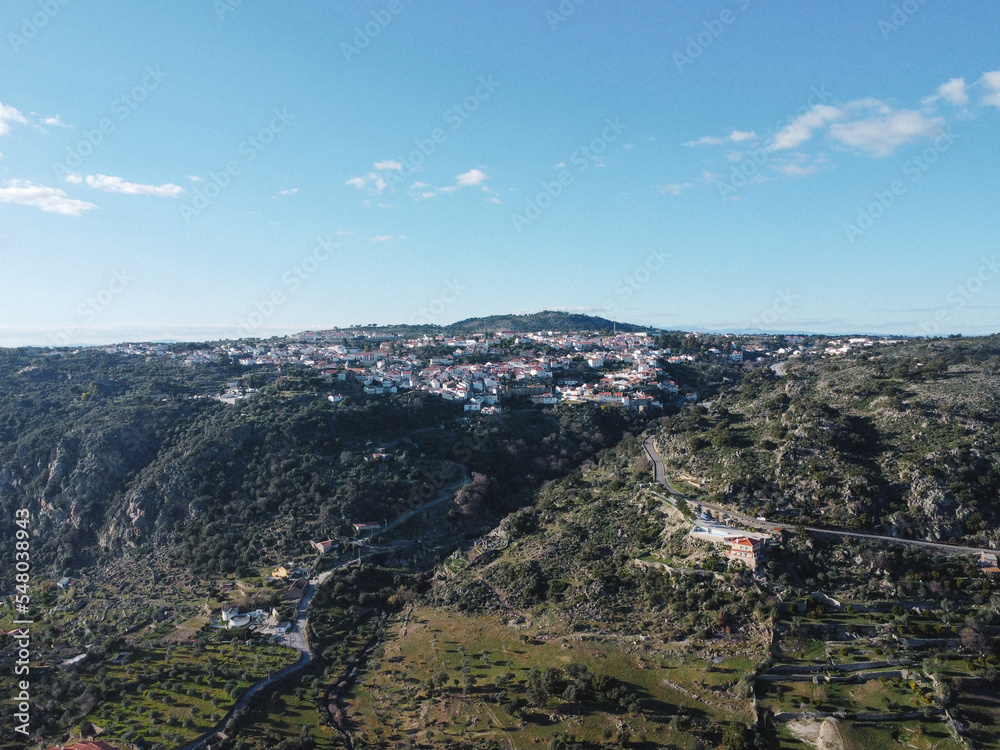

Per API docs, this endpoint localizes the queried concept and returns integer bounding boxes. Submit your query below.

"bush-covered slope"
[656,337,1000,545]
[0,347,646,587]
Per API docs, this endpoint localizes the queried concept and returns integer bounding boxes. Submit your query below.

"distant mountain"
[444,310,654,334]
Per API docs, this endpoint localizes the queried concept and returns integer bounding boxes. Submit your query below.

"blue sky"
[1,0,998,345]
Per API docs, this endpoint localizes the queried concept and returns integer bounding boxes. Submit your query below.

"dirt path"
[323,629,384,750]
[817,717,845,750]
[485,706,516,750]
[475,575,530,621]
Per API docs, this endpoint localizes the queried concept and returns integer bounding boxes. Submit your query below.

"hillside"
[322,338,1000,750]
[445,311,654,335]
[2,337,999,750]
[0,350,647,583]
[338,436,771,749]
[655,336,1000,546]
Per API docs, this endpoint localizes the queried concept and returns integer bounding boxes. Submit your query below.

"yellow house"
[272,565,291,578]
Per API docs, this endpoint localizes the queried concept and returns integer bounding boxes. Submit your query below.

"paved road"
[642,434,999,558]
[178,557,370,750]
[177,626,312,750]
[176,463,474,749]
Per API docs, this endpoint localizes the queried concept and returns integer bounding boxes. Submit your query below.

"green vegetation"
[657,337,1000,545]
[3,335,1000,749]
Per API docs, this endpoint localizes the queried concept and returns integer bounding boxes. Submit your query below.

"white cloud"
[683,135,724,147]
[64,172,83,184]
[41,115,71,128]
[84,174,185,197]
[978,69,1000,108]
[408,169,490,200]
[828,107,945,157]
[188,175,203,183]
[346,172,388,193]
[770,104,844,150]
[924,77,969,106]
[0,179,97,216]
[772,163,813,176]
[768,99,944,157]
[684,130,758,147]
[374,160,404,171]
[277,188,298,196]
[0,102,27,136]
[657,182,694,196]
[370,234,403,243]
[770,153,826,177]
[487,196,501,204]
[456,168,488,186]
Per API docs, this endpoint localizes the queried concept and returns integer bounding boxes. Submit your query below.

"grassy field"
[76,642,299,748]
[349,606,759,749]
[236,681,340,749]
[758,599,1000,750]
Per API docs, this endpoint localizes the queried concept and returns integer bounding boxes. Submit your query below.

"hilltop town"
[88,322,905,413]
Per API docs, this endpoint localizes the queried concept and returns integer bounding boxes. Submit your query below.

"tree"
[722,723,752,750]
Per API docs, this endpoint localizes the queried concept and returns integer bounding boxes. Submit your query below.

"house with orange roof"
[728,537,764,569]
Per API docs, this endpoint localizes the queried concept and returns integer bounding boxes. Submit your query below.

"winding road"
[641,434,999,558]
[176,463,472,750]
